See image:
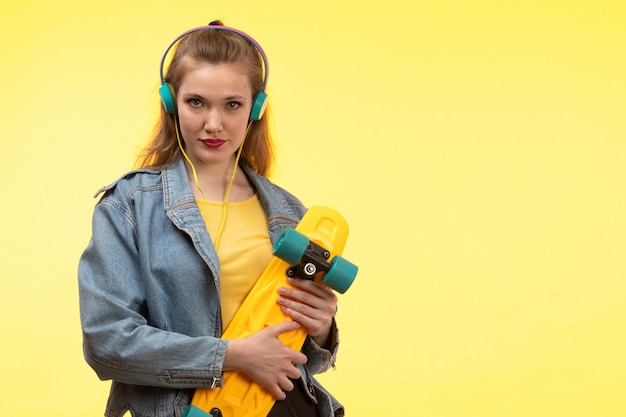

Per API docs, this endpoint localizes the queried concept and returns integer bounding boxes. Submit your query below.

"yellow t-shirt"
[196,194,273,328]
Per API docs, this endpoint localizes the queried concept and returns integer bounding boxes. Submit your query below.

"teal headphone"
[158,24,269,121]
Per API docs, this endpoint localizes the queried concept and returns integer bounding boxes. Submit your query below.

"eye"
[187,98,202,108]
[226,101,241,110]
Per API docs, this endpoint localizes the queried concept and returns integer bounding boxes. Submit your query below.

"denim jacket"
[78,157,344,417]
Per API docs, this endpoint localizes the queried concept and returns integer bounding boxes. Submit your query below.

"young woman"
[78,21,344,417]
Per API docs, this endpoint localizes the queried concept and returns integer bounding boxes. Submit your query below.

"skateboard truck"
[285,241,331,281]
[273,226,357,294]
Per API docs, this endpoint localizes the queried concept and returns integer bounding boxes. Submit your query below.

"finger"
[279,287,319,310]
[287,364,303,379]
[279,377,295,393]
[290,351,308,366]
[280,304,317,332]
[263,320,301,338]
[287,277,334,296]
[278,289,336,321]
[271,384,287,400]
[279,299,317,322]
[282,280,337,307]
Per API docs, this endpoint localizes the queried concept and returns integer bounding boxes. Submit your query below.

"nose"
[203,108,223,133]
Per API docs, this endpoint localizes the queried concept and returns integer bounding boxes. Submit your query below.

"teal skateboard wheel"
[322,256,358,294]
[273,227,309,265]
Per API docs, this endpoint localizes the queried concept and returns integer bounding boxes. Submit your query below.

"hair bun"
[208,20,224,26]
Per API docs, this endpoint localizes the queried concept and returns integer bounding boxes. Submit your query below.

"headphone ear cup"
[159,83,177,114]
[249,91,268,121]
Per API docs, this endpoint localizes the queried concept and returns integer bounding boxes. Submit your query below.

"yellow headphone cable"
[175,117,252,251]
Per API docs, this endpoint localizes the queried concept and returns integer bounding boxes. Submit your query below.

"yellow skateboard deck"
[183,206,357,417]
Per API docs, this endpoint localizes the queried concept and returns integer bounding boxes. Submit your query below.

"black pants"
[266,378,319,417]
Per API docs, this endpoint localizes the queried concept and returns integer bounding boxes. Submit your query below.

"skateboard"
[182,206,358,417]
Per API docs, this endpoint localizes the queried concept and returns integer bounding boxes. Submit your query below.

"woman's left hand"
[277,277,338,348]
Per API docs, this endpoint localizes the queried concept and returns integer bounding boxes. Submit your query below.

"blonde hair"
[136,22,274,177]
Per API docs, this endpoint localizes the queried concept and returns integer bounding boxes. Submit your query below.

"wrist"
[223,339,246,371]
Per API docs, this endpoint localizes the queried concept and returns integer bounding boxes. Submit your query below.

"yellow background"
[1,0,625,416]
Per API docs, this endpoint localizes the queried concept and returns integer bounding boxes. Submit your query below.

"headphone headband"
[158,25,269,120]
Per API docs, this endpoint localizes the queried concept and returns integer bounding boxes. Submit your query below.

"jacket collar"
[161,156,302,243]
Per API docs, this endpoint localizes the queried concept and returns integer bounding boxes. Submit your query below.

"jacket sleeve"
[301,317,340,375]
[78,196,226,389]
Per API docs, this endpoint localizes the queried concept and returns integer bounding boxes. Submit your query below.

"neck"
[184,157,252,202]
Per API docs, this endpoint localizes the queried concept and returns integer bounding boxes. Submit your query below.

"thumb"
[263,320,301,338]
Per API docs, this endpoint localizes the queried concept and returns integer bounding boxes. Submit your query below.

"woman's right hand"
[223,320,307,400]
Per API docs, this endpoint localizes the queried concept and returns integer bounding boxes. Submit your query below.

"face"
[176,60,253,171]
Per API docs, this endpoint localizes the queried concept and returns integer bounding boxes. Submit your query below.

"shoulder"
[94,167,163,201]
[259,174,304,207]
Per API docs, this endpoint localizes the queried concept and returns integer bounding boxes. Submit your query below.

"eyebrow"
[182,92,248,101]
[223,95,248,101]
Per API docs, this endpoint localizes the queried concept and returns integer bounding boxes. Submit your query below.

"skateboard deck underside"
[184,206,350,417]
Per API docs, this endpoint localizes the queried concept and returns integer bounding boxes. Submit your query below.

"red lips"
[200,139,226,149]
